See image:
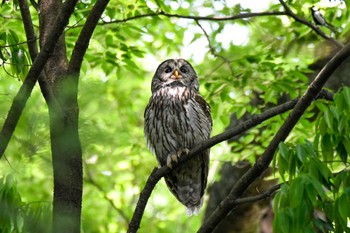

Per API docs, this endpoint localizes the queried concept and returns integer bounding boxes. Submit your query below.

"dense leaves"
[0,0,349,232]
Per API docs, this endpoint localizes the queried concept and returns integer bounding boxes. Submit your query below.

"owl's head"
[151,59,200,93]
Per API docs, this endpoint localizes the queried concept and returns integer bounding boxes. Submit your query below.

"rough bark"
[39,1,82,232]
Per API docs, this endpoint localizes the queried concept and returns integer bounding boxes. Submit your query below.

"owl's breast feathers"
[144,83,212,215]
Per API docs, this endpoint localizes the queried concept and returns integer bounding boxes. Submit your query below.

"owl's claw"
[179,148,190,156]
[166,147,190,169]
[167,153,178,169]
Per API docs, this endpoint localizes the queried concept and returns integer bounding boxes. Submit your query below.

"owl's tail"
[185,198,204,216]
[176,176,205,216]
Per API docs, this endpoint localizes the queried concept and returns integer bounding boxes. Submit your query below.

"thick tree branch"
[198,42,350,233]
[279,0,344,48]
[127,89,333,233]
[0,0,79,159]
[18,0,61,112]
[68,0,110,74]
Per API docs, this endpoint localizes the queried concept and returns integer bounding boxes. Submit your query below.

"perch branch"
[127,89,333,233]
[0,0,79,159]
[198,42,350,233]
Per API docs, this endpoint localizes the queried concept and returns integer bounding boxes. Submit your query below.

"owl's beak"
[173,70,180,79]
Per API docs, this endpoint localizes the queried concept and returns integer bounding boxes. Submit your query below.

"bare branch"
[234,183,281,205]
[18,0,38,58]
[0,0,79,159]
[127,89,333,233]
[29,0,39,11]
[195,20,234,76]
[198,42,350,233]
[101,10,287,25]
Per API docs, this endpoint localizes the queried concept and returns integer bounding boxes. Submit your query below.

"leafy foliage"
[0,0,349,232]
[0,175,51,233]
[274,88,350,233]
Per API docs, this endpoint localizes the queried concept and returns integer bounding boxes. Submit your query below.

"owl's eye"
[180,66,187,73]
[165,67,172,73]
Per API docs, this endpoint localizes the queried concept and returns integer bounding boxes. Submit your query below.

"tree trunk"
[49,77,82,233]
[39,0,83,232]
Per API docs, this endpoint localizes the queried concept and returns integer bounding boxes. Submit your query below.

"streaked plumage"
[144,58,212,215]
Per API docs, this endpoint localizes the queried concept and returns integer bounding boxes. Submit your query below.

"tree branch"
[18,0,38,58]
[105,3,344,50]
[0,0,79,159]
[278,0,344,49]
[234,183,281,205]
[68,0,110,74]
[195,20,234,76]
[18,0,61,111]
[105,5,342,49]
[102,10,287,25]
[127,89,333,233]
[198,42,350,233]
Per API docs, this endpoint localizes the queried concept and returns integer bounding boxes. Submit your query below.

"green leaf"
[321,134,333,162]
[278,143,289,180]
[336,193,350,221]
[308,175,328,201]
[296,144,307,163]
[274,210,290,233]
[8,29,19,44]
[343,87,350,108]
[336,140,348,164]
[324,108,333,132]
[289,178,304,208]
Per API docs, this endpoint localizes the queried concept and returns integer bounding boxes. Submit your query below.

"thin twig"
[105,11,287,25]
[195,20,234,76]
[234,183,281,205]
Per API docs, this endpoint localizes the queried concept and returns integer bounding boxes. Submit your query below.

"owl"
[144,58,212,215]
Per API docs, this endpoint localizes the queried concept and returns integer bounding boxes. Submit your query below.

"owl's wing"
[195,94,212,127]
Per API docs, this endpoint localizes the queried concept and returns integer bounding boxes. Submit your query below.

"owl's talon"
[181,148,190,156]
[167,153,178,169]
[177,147,190,157]
[167,148,190,169]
